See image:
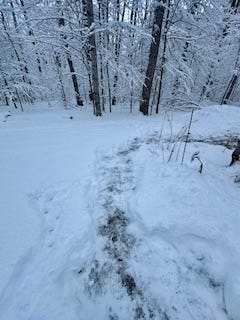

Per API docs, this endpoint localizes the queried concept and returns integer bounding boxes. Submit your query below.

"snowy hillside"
[0,105,240,320]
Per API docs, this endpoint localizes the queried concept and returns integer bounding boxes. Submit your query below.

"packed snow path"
[1,134,240,319]
[0,105,240,319]
[0,106,161,293]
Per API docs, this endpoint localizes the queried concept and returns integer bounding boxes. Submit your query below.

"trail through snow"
[0,104,240,319]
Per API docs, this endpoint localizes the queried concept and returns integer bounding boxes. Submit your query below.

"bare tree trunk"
[231,0,240,12]
[83,0,101,116]
[97,0,107,112]
[57,0,83,107]
[97,0,112,113]
[2,77,10,106]
[202,0,239,103]
[129,0,138,112]
[0,57,10,106]
[143,0,150,23]
[199,71,213,101]
[140,0,165,115]
[112,0,126,106]
[221,73,238,104]
[155,0,170,113]
[220,0,240,104]
[18,0,42,74]
[67,56,84,106]
[0,10,33,105]
[111,0,121,106]
[55,54,67,108]
[221,45,240,104]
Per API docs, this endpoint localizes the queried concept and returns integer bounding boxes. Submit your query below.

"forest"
[0,1,240,320]
[0,0,239,115]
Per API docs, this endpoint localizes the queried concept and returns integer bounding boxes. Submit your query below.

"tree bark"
[55,54,67,108]
[155,0,170,113]
[57,0,83,107]
[18,0,42,74]
[220,0,240,104]
[140,0,165,115]
[83,0,101,116]
[0,10,33,104]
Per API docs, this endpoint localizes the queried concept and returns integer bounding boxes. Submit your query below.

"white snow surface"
[0,104,239,320]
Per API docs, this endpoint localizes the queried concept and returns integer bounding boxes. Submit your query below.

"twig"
[181,108,194,165]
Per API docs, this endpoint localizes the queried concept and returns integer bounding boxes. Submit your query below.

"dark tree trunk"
[3,77,9,106]
[202,0,239,103]
[140,0,165,115]
[67,56,84,106]
[55,54,67,108]
[155,0,170,113]
[57,0,83,107]
[220,0,240,104]
[83,0,102,116]
[112,0,126,106]
[231,0,240,11]
[18,0,42,74]
[221,73,238,104]
[0,11,33,104]
[97,0,108,112]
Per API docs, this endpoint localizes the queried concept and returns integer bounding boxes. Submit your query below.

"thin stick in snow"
[181,108,194,165]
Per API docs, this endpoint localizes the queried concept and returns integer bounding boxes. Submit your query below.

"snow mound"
[193,105,240,138]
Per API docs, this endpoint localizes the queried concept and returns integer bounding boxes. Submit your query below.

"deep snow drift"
[0,104,239,320]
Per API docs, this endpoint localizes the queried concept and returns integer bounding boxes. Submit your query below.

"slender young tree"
[0,9,33,105]
[57,0,83,107]
[83,0,101,116]
[155,0,170,113]
[18,0,42,74]
[111,0,126,106]
[221,0,240,104]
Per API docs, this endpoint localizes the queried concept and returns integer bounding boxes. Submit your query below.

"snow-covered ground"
[0,104,239,320]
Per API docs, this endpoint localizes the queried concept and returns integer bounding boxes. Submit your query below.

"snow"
[0,104,239,319]
[225,270,240,320]
[193,105,240,137]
